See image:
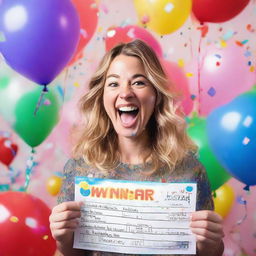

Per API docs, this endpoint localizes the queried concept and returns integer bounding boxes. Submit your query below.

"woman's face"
[103,54,156,139]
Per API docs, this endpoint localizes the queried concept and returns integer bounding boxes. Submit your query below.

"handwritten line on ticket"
[74,177,197,255]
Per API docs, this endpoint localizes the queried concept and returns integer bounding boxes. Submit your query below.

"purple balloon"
[0,0,80,85]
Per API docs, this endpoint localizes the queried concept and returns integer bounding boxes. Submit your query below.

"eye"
[133,80,146,86]
[107,82,119,87]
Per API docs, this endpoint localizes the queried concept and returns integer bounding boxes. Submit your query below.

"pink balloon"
[186,42,255,116]
[105,25,163,57]
[161,59,193,115]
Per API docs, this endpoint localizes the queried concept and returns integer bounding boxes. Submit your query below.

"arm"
[50,159,89,256]
[50,202,85,256]
[190,155,225,256]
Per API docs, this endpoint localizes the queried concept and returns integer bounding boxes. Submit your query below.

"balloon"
[69,0,98,65]
[0,0,80,85]
[0,63,63,147]
[213,183,235,218]
[186,41,255,116]
[207,92,256,188]
[0,137,18,166]
[134,0,192,35]
[105,25,163,57]
[14,87,61,147]
[161,59,193,115]
[187,116,230,191]
[192,0,250,23]
[46,175,63,196]
[0,191,56,255]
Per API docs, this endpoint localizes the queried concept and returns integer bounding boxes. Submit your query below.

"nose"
[119,84,134,99]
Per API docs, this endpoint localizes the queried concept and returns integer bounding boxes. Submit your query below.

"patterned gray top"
[58,153,213,256]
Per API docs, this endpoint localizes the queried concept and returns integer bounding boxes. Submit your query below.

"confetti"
[10,216,19,223]
[220,40,227,48]
[43,235,49,240]
[235,41,243,47]
[222,30,235,41]
[244,50,252,57]
[250,66,255,72]
[190,94,196,100]
[246,24,255,32]
[236,196,247,205]
[99,3,108,14]
[243,116,253,127]
[177,59,184,67]
[43,99,51,106]
[214,54,222,59]
[207,87,216,97]
[73,82,80,87]
[186,72,193,77]
[97,26,103,32]
[242,137,250,145]
[197,25,208,37]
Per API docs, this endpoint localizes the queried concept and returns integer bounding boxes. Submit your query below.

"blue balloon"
[206,93,256,187]
[0,0,80,85]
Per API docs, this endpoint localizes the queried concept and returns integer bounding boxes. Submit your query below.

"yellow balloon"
[213,183,235,218]
[134,0,192,35]
[46,175,63,196]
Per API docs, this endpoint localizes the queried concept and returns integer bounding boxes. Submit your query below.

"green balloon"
[14,87,60,147]
[187,116,230,191]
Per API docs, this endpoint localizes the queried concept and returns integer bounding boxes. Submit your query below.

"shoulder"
[63,157,92,176]
[173,151,206,177]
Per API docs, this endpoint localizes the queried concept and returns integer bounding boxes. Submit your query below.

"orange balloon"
[46,175,63,196]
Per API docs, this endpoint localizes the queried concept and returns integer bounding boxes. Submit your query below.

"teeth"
[118,106,138,112]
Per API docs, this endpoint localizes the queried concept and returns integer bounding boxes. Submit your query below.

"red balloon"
[69,0,98,65]
[0,191,56,256]
[105,25,163,57]
[0,137,18,167]
[192,0,250,23]
[161,59,193,116]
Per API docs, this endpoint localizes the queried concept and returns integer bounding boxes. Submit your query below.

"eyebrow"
[106,73,148,80]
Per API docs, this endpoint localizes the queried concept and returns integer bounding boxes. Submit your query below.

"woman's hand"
[190,210,225,256]
[49,201,82,244]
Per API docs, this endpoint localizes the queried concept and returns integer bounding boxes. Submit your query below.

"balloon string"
[18,148,36,192]
[8,166,15,184]
[34,85,48,116]
[197,32,203,115]
[229,196,248,253]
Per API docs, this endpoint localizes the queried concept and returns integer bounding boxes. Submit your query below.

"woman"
[50,40,224,256]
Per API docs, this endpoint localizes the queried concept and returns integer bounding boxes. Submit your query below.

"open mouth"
[117,106,139,126]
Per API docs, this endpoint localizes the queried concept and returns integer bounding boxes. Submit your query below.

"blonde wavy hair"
[73,39,197,172]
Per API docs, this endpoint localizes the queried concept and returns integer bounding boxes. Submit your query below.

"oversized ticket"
[74,177,197,255]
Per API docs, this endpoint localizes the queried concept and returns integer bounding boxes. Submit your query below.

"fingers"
[191,210,223,224]
[50,218,80,230]
[190,210,224,245]
[190,220,223,233]
[50,210,81,223]
[190,227,224,243]
[52,201,83,213]
[49,201,83,242]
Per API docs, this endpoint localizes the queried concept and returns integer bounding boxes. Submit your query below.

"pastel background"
[0,0,256,255]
